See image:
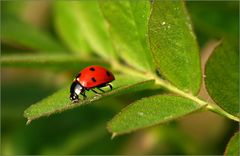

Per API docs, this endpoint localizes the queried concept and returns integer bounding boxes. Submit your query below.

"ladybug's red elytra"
[70,65,115,103]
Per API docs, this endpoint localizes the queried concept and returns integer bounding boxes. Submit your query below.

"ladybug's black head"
[70,80,84,103]
[70,93,78,103]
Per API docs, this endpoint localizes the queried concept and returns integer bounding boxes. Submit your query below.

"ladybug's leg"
[106,83,113,90]
[97,87,105,93]
[81,92,87,100]
[91,89,101,95]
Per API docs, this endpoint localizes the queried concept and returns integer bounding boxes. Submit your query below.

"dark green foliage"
[1,0,239,155]
[205,41,239,117]
[1,15,65,52]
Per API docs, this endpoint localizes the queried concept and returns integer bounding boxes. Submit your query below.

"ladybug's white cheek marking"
[77,78,80,81]
[75,88,81,95]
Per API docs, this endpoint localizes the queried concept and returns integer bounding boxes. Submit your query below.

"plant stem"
[149,73,207,106]
[152,74,240,122]
[206,104,240,122]
[113,62,240,122]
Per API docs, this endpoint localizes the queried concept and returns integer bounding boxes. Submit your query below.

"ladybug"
[70,65,115,102]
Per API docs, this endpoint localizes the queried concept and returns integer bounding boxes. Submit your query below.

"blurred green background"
[1,1,239,155]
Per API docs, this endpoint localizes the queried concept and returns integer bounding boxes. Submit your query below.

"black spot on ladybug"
[91,77,96,82]
[106,71,111,77]
[89,67,95,71]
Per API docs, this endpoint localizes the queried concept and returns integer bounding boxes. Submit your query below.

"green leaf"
[187,1,239,44]
[99,0,154,71]
[1,54,108,69]
[149,0,201,94]
[205,40,239,117]
[53,1,91,54]
[76,0,115,59]
[108,95,204,135]
[24,75,154,122]
[1,15,65,52]
[224,132,239,156]
[54,1,115,58]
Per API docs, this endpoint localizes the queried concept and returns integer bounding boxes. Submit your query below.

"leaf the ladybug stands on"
[24,75,155,123]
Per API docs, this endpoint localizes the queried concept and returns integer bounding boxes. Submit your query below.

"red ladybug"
[70,65,115,102]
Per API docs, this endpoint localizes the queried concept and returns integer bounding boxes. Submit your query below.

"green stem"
[153,74,240,122]
[112,62,240,122]
[150,73,207,106]
[206,104,239,122]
